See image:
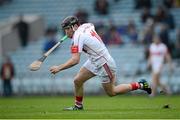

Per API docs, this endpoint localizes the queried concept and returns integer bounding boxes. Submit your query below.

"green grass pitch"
[0,95,180,119]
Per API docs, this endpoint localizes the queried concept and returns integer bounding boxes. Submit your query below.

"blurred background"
[0,0,179,96]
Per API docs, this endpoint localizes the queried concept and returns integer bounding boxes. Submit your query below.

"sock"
[75,96,83,107]
[130,82,141,90]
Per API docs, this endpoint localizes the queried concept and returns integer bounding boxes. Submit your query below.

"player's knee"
[74,79,79,85]
[74,79,82,86]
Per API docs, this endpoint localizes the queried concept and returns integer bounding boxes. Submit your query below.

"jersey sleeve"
[71,33,84,53]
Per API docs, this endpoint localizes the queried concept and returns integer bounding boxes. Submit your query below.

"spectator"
[14,15,29,47]
[154,6,166,23]
[94,0,109,15]
[74,8,89,24]
[154,6,175,29]
[166,13,175,30]
[134,0,152,9]
[106,26,123,45]
[172,28,180,58]
[141,7,153,24]
[43,27,58,53]
[0,56,15,97]
[95,23,108,44]
[140,19,154,45]
[127,19,138,44]
[139,19,154,59]
[158,23,173,54]
[163,0,175,8]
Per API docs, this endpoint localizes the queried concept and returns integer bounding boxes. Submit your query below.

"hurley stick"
[29,35,68,71]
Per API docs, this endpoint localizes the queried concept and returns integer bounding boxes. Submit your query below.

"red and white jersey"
[71,23,114,67]
[149,43,168,65]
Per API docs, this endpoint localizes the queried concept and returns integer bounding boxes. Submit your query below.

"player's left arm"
[50,33,83,74]
[59,53,80,71]
[165,52,171,63]
[50,53,80,74]
[165,51,174,72]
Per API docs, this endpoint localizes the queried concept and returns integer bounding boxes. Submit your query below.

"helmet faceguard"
[61,16,79,29]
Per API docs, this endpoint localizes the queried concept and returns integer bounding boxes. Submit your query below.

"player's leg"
[158,75,171,95]
[151,72,160,96]
[64,67,95,110]
[151,64,166,96]
[74,67,95,105]
[102,74,133,96]
[102,76,151,96]
[102,64,151,96]
[152,65,171,95]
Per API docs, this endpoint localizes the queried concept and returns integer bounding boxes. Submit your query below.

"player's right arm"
[50,52,80,74]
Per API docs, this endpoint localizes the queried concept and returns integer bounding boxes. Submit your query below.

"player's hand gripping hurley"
[29,35,68,71]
